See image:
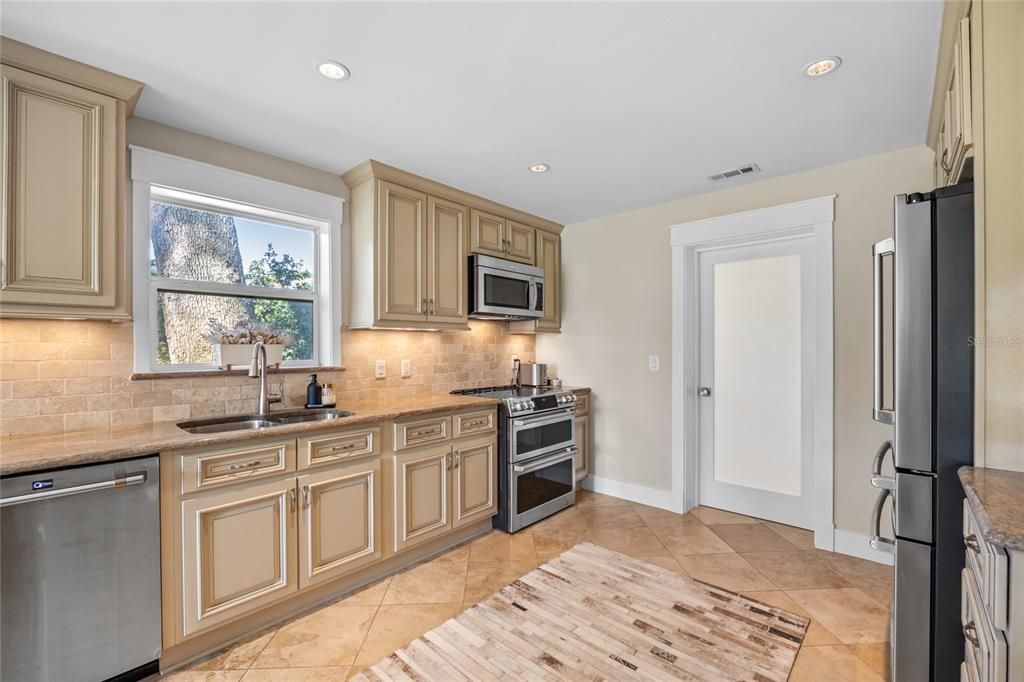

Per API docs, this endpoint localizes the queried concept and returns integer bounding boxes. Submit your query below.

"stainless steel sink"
[178,416,277,434]
[270,410,354,425]
[177,409,354,434]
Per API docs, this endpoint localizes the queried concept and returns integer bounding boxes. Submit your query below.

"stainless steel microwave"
[469,254,544,320]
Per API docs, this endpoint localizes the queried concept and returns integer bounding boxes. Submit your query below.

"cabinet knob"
[698,387,712,397]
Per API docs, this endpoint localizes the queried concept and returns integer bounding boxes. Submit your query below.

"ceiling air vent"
[707,163,761,183]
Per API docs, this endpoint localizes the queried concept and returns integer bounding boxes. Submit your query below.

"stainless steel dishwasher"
[1,456,161,681]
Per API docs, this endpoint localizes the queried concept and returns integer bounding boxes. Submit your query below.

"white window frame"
[130,147,343,374]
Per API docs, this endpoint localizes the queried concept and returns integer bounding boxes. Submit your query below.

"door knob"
[698,387,712,397]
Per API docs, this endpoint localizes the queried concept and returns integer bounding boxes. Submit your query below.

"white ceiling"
[2,2,942,224]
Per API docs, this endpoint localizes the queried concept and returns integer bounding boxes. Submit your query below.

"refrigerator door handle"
[872,237,895,425]
[869,487,895,554]
[870,440,896,490]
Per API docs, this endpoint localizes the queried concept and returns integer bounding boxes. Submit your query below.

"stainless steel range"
[451,384,578,532]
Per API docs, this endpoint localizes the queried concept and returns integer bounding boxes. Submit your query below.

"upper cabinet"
[468,211,535,264]
[509,229,562,334]
[934,15,974,187]
[0,38,143,319]
[343,160,563,331]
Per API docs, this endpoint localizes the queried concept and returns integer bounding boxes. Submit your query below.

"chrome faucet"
[248,341,282,416]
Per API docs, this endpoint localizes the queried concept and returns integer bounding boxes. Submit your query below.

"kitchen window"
[130,148,343,374]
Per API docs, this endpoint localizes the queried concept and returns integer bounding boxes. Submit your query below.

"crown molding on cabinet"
[342,159,564,235]
[0,36,145,115]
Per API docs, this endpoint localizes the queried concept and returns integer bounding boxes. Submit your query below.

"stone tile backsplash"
[0,319,534,436]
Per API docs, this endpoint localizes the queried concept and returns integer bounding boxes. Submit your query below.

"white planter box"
[213,343,285,370]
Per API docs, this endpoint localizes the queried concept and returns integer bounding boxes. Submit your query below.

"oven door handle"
[513,449,577,474]
[512,410,573,428]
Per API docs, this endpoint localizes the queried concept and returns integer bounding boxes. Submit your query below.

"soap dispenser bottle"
[305,374,322,408]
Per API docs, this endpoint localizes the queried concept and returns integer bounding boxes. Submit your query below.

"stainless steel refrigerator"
[870,183,974,681]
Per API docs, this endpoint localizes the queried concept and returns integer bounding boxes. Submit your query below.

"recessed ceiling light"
[316,60,350,81]
[804,56,841,77]
[529,163,550,173]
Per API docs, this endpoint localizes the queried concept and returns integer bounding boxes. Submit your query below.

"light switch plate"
[649,355,660,372]
[400,359,411,378]
[374,359,386,379]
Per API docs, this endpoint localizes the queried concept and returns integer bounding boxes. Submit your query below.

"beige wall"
[974,0,1024,471]
[538,145,935,533]
[0,122,534,439]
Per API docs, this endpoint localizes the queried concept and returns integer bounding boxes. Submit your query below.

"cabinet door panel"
[393,445,451,552]
[427,196,468,325]
[536,231,562,331]
[180,478,297,636]
[1,65,122,312]
[377,180,427,322]
[470,209,506,258]
[505,221,536,264]
[453,436,496,528]
[298,457,382,588]
[574,414,590,481]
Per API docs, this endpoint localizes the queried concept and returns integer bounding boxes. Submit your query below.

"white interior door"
[698,236,815,528]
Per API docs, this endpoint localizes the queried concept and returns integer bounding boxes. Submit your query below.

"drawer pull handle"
[963,621,979,648]
[464,419,486,428]
[324,442,359,454]
[964,534,981,553]
[228,459,268,471]
[411,427,439,437]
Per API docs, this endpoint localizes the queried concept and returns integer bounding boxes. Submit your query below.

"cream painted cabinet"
[505,221,536,264]
[574,414,590,481]
[453,436,497,528]
[511,230,562,334]
[392,444,453,552]
[377,180,428,323]
[347,176,469,330]
[427,196,468,325]
[0,40,142,319]
[936,15,974,187]
[470,209,507,259]
[180,478,298,637]
[298,456,382,589]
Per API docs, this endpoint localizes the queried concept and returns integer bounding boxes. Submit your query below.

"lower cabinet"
[393,434,497,551]
[392,444,453,552]
[165,410,498,650]
[453,436,497,528]
[298,457,382,589]
[574,413,590,481]
[180,478,298,637]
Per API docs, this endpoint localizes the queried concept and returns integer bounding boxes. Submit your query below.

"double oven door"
[507,408,576,532]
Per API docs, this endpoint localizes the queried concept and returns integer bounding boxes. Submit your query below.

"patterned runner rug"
[353,542,808,681]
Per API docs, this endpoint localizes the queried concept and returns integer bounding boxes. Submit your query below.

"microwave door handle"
[529,280,537,311]
[872,237,895,425]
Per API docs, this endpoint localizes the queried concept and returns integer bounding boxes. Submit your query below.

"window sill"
[130,365,346,381]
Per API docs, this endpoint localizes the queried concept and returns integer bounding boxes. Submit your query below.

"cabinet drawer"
[180,441,295,493]
[574,393,590,416]
[453,410,495,438]
[962,568,1007,682]
[964,500,1009,630]
[298,427,380,469]
[394,415,451,450]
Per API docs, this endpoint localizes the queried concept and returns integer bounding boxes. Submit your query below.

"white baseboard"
[833,528,895,566]
[581,476,677,511]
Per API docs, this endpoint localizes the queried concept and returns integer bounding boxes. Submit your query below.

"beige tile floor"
[163,490,892,681]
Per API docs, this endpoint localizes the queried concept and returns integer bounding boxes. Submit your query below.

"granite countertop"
[0,393,498,477]
[959,466,1024,552]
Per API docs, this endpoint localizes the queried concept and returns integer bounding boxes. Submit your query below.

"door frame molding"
[669,195,835,551]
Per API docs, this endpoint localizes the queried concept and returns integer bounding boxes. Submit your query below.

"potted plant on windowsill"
[207,321,293,371]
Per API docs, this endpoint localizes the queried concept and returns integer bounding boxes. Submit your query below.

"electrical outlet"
[374,359,386,379]
[649,355,660,372]
[400,359,411,378]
